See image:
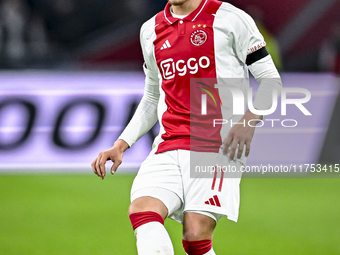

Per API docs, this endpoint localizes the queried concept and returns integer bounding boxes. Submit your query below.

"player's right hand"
[91,139,129,180]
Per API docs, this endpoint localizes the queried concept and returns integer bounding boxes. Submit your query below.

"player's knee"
[128,196,168,218]
[183,227,209,241]
[128,197,150,215]
[183,229,200,241]
[128,202,140,216]
[183,213,215,241]
[183,221,215,241]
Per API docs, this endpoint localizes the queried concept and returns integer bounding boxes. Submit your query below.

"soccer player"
[92,0,282,254]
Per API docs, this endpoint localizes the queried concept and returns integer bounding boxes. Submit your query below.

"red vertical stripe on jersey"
[209,198,215,206]
[153,0,224,154]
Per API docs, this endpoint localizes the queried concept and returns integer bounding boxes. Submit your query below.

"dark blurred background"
[0,0,340,73]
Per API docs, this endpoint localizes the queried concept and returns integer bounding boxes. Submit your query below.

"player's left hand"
[223,110,263,160]
[91,139,129,180]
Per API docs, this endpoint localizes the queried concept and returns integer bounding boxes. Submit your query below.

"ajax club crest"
[190,29,207,46]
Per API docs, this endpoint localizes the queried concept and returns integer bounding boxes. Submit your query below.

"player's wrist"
[114,139,130,153]
[243,110,263,126]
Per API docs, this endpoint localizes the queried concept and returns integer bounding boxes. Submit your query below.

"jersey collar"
[164,0,209,25]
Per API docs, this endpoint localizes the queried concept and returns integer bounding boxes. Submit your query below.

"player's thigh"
[183,211,216,241]
[131,150,183,196]
[179,150,242,223]
[130,150,183,218]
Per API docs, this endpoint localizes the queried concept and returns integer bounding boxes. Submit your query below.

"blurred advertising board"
[0,72,338,172]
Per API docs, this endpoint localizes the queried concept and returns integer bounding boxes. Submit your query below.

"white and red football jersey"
[126,0,269,155]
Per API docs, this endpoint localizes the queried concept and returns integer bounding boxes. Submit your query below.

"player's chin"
[168,0,187,6]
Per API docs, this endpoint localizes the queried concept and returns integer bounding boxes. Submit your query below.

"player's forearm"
[118,95,158,147]
[249,55,282,111]
[118,60,160,148]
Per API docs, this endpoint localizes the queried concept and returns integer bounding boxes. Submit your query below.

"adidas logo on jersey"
[204,195,221,207]
[161,40,171,50]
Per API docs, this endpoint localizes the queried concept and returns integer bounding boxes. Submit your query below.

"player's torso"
[154,16,216,82]
[149,0,247,153]
[153,2,220,101]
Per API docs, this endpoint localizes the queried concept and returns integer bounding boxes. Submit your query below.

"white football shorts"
[130,148,243,223]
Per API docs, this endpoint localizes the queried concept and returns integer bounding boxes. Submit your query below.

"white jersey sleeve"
[221,4,282,111]
[225,5,266,64]
[118,17,160,147]
[249,55,282,111]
